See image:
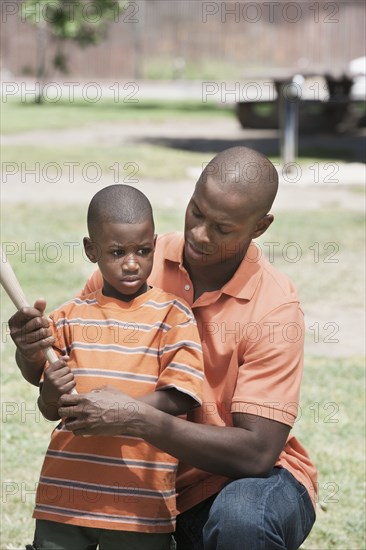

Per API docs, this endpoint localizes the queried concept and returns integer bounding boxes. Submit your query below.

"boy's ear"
[83,237,98,263]
[153,234,157,249]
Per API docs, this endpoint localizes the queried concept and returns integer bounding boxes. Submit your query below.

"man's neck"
[184,255,244,300]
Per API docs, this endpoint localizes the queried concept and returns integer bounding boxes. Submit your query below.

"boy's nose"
[123,255,139,272]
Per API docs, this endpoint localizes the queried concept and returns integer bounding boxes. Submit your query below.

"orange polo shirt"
[83,233,318,512]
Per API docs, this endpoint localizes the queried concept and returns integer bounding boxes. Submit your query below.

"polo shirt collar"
[163,235,262,302]
[221,243,262,301]
[164,232,185,264]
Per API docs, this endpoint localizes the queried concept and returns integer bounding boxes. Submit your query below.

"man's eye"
[216,226,231,235]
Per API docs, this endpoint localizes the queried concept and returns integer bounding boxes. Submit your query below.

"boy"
[31,185,204,550]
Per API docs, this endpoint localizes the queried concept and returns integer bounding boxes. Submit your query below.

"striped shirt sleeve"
[156,300,204,406]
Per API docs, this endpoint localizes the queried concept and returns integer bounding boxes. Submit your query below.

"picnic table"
[236,69,363,171]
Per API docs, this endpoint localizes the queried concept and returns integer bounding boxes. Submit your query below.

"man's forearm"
[59,389,288,478]
[139,388,196,416]
[16,349,45,386]
[131,405,272,478]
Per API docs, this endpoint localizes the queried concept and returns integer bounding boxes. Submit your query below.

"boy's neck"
[102,282,150,302]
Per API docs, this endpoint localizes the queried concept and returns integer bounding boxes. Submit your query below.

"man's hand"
[9,298,54,361]
[9,298,54,385]
[58,386,145,437]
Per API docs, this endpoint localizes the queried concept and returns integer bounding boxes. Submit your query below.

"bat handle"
[43,347,59,364]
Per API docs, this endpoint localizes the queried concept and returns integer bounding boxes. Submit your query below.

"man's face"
[184,176,262,268]
[84,221,156,301]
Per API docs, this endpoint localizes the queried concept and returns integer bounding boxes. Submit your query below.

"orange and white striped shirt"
[33,286,203,533]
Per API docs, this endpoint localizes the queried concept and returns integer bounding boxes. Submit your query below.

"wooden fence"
[1,1,365,79]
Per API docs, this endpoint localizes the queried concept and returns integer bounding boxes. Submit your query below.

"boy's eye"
[112,250,124,257]
[137,248,151,256]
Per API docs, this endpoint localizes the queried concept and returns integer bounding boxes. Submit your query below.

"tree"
[22,0,124,102]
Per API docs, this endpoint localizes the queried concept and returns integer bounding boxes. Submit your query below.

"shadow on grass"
[138,132,366,162]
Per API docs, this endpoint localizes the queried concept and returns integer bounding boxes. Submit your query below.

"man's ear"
[83,237,99,263]
[251,214,274,239]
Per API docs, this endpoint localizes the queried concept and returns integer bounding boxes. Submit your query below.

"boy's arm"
[121,299,203,417]
[38,358,75,421]
[139,302,204,416]
[138,388,196,416]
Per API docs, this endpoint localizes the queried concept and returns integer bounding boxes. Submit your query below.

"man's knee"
[207,476,276,517]
[202,470,315,550]
[202,477,271,550]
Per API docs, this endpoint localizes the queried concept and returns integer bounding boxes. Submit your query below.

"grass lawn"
[1,99,233,135]
[1,98,229,181]
[1,143,214,181]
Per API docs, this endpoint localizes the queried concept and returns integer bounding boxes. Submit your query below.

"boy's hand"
[42,357,75,407]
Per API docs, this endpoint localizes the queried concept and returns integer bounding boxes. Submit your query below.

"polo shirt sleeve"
[78,269,103,297]
[40,309,69,383]
[156,302,204,407]
[231,301,304,427]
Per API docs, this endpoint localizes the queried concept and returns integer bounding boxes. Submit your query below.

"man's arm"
[58,389,290,478]
[139,389,196,416]
[139,405,290,477]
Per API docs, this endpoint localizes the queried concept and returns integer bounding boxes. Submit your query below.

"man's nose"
[192,223,210,243]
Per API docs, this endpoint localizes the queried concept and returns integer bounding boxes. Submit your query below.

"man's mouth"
[186,240,210,258]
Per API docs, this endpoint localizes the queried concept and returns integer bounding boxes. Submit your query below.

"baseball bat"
[0,246,77,393]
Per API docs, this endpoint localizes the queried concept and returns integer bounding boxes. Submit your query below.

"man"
[10,147,317,549]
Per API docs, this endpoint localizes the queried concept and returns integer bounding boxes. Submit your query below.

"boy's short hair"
[87,185,154,237]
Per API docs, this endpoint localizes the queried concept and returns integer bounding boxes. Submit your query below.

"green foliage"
[22,0,123,46]
[21,0,124,101]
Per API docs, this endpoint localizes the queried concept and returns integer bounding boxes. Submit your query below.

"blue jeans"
[175,468,315,550]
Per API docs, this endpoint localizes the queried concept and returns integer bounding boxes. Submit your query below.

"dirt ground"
[1,116,365,357]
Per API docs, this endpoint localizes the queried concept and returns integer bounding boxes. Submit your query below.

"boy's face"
[84,221,156,301]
